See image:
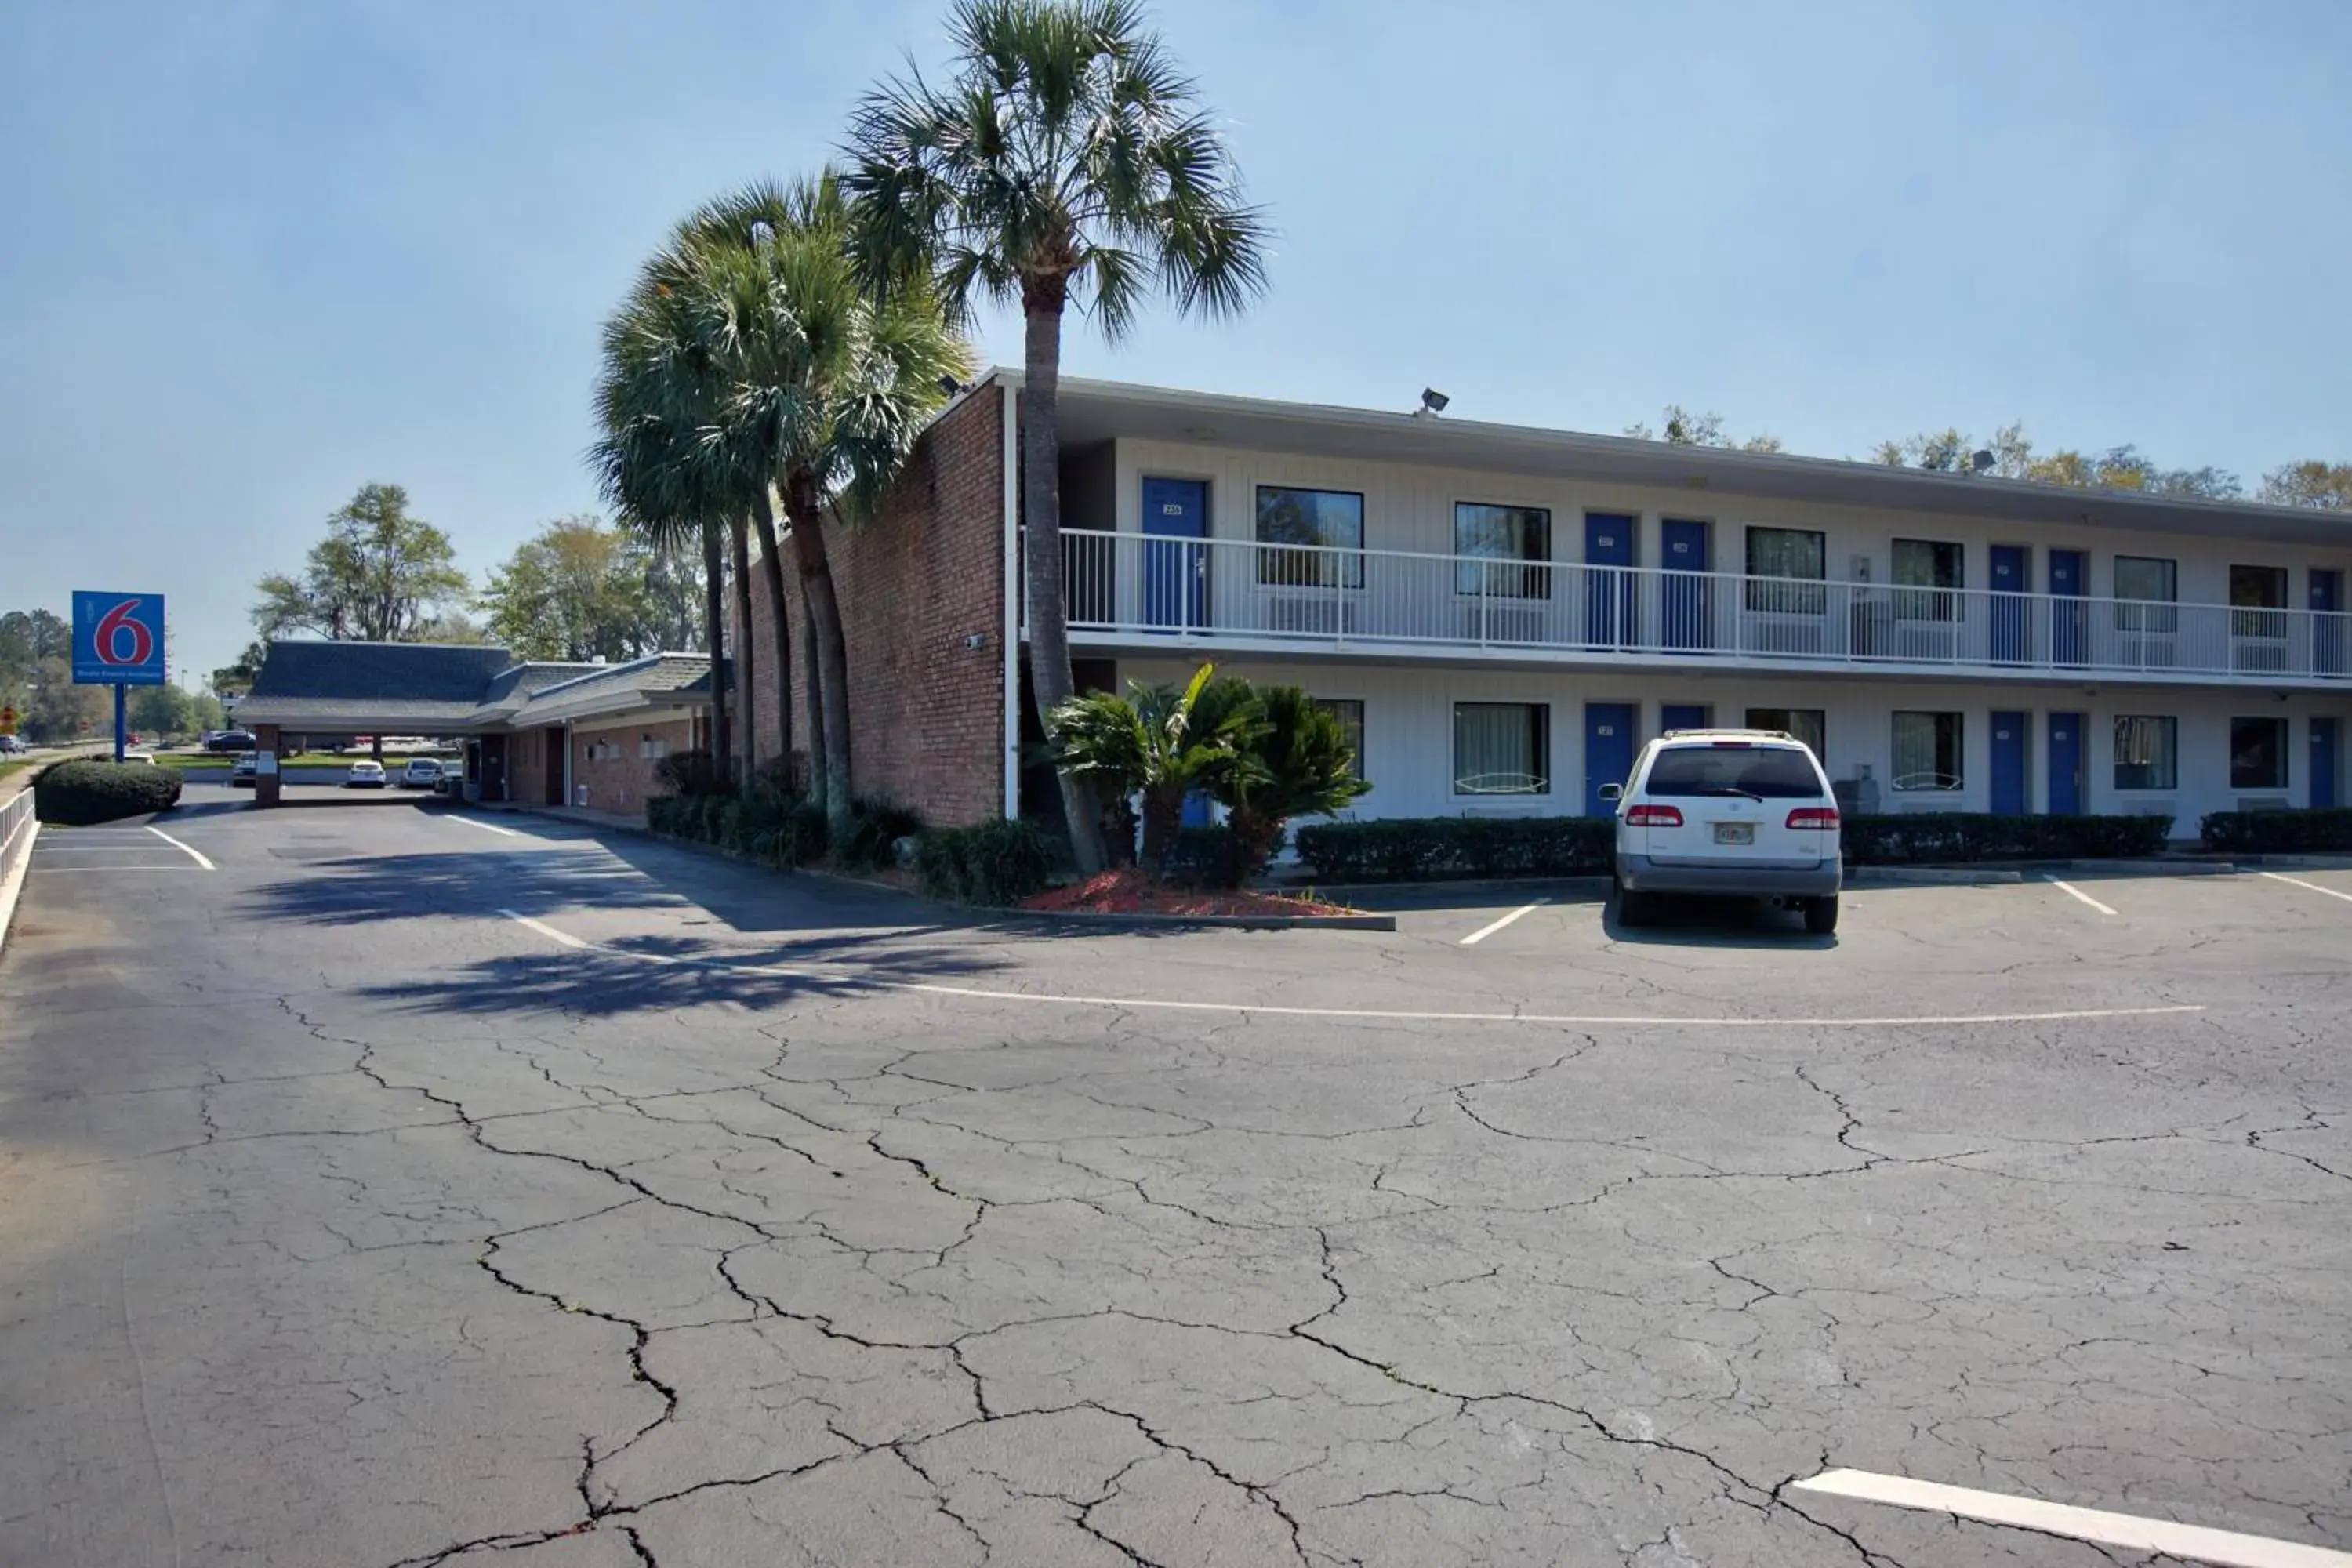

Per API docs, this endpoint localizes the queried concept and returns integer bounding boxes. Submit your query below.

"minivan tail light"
[1626,804,1684,827]
[1785,807,1841,830]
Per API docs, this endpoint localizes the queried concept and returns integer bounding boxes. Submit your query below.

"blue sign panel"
[71,591,167,686]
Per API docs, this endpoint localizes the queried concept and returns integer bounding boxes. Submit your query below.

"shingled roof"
[230,641,713,731]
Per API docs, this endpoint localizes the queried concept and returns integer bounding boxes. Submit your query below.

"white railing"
[0,789,34,891]
[1051,529,2352,684]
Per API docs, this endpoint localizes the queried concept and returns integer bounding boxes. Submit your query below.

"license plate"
[1712,822,1755,845]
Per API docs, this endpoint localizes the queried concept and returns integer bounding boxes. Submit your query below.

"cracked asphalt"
[4,786,2348,1567]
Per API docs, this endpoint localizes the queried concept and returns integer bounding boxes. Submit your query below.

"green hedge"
[1293,817,1615,882]
[915,819,1052,906]
[648,789,925,874]
[2200,807,2352,855]
[1294,811,2175,881]
[32,760,183,826]
[1841,812,2171,863]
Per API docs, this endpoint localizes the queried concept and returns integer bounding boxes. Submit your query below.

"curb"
[2063,859,2235,876]
[2241,854,2352,870]
[993,908,1396,932]
[1283,874,1612,897]
[1849,866,2022,886]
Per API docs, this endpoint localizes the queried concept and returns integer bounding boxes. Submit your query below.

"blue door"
[2049,550,2086,666]
[1661,703,1709,735]
[1584,514,1637,648]
[1661,518,1711,652]
[1584,702,1636,818]
[2313,717,2340,810]
[2313,569,2343,676]
[2049,712,2085,815]
[1990,545,2030,662]
[1990,711,2028,815]
[1142,477,1207,630]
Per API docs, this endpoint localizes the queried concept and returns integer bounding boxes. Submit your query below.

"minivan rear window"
[1642,746,1822,799]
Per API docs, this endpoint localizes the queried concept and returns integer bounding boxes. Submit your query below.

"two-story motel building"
[750,373,2352,837]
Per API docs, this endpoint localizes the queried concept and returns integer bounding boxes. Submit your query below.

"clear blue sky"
[4,0,2348,686]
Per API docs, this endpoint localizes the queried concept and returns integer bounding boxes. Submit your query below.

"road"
[3,788,2348,1566]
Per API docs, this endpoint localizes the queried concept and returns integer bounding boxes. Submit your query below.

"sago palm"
[666,176,971,831]
[844,0,1269,871]
[1208,684,1370,883]
[1048,662,1264,874]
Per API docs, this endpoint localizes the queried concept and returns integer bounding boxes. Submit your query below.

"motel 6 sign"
[72,591,169,687]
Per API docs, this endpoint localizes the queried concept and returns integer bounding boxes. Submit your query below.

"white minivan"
[1601,729,1843,933]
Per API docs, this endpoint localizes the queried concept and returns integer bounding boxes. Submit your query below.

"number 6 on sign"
[71,592,168,687]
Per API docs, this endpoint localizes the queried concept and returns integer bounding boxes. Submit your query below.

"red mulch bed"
[1022,868,1355,918]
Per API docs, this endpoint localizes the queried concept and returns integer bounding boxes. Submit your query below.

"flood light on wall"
[1418,387,1450,416]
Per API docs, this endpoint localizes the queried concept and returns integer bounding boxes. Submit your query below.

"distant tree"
[253,484,471,642]
[412,611,490,644]
[1624,405,1780,452]
[2259,460,2352,510]
[127,683,205,738]
[1873,423,2241,500]
[480,515,671,663]
[24,658,107,742]
[211,640,269,698]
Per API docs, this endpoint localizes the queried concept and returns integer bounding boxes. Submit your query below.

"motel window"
[1745,526,1827,614]
[1314,699,1367,780]
[1454,503,1551,597]
[1893,538,1964,622]
[1746,707,1826,760]
[1891,711,1964,792]
[1256,486,1365,589]
[2230,564,2289,639]
[2114,555,2179,633]
[2113,716,2178,791]
[2231,717,2289,789]
[1453,702,1549,795]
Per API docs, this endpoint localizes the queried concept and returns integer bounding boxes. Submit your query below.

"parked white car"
[397,758,442,790]
[1602,729,1842,933]
[345,759,387,789]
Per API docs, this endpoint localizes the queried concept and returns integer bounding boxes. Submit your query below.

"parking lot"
[4,786,2349,1566]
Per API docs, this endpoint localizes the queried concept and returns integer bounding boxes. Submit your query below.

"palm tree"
[1047,662,1264,875]
[843,0,1269,871]
[590,284,738,788]
[1205,683,1369,884]
[666,177,971,832]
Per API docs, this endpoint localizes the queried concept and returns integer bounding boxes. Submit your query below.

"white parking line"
[2041,873,2118,916]
[145,826,216,870]
[447,815,525,839]
[2260,870,2352,906]
[1791,1468,2352,1566]
[1460,900,1546,946]
[497,909,2206,1028]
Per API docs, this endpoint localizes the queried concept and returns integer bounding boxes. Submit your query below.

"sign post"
[71,592,167,762]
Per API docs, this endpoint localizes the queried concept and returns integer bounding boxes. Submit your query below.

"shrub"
[834,796,925,873]
[1292,811,2176,880]
[2199,807,2352,855]
[653,749,726,798]
[33,760,183,826]
[1840,812,2171,864]
[1293,817,1613,882]
[739,788,829,867]
[916,818,1053,906]
[1161,822,1287,887]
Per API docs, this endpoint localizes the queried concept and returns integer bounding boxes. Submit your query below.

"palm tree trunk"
[782,480,855,834]
[701,519,732,787]
[801,583,826,811]
[1021,287,1103,873]
[750,486,795,767]
[729,518,758,788]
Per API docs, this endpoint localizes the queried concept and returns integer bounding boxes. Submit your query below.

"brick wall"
[741,388,1006,826]
[572,716,697,818]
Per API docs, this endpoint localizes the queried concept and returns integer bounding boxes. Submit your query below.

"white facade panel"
[1116,655,2349,834]
[1108,437,2352,600]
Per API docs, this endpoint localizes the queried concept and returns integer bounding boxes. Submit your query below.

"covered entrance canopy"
[228,641,715,807]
